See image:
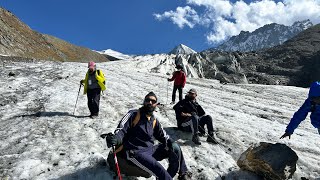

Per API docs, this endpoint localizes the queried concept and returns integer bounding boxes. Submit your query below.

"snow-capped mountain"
[96,49,132,61]
[169,44,196,55]
[216,20,313,52]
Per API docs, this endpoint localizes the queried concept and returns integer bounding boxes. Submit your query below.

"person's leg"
[199,115,218,144]
[92,88,101,116]
[318,128,320,134]
[178,86,183,101]
[172,85,178,103]
[87,89,94,115]
[181,115,201,145]
[199,115,214,134]
[127,148,172,179]
[181,115,199,134]
[153,143,188,178]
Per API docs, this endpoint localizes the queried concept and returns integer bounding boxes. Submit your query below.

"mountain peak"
[215,20,314,52]
[292,19,313,29]
[169,44,196,55]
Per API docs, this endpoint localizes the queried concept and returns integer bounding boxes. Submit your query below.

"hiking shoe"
[178,171,192,180]
[90,114,98,119]
[192,134,201,145]
[170,101,175,105]
[198,132,205,137]
[207,134,218,144]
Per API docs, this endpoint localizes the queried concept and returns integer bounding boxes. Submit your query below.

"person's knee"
[171,142,181,154]
[206,115,212,120]
[191,114,199,120]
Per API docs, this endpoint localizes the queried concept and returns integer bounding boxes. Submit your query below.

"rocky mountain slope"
[188,24,320,87]
[0,7,108,62]
[216,20,313,52]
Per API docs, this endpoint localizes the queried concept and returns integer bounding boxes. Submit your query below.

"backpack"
[97,69,106,85]
[114,110,157,153]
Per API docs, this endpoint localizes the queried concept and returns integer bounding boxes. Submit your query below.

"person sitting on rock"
[102,92,192,180]
[173,88,218,145]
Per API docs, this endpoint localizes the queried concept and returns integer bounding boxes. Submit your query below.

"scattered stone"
[8,72,15,76]
[237,142,298,180]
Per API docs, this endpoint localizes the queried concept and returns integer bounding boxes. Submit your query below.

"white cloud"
[154,0,320,45]
[154,6,200,28]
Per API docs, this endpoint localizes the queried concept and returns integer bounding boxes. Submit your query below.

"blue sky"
[1,0,319,55]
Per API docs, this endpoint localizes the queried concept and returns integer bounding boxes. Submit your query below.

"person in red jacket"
[168,64,186,105]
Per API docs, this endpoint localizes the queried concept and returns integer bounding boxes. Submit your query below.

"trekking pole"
[198,125,219,144]
[198,125,233,154]
[166,80,169,104]
[112,146,122,180]
[73,83,82,115]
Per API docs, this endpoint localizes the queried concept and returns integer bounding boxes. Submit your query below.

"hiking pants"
[180,114,214,135]
[172,85,183,102]
[87,88,101,115]
[127,143,188,179]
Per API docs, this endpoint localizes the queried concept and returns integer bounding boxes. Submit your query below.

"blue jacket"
[286,82,320,134]
[114,108,170,152]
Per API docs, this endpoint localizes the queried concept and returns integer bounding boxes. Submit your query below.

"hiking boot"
[198,131,205,137]
[90,113,98,119]
[207,134,218,144]
[192,134,201,145]
[178,171,192,180]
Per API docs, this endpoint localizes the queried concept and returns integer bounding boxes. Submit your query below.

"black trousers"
[180,115,214,135]
[172,85,183,102]
[87,88,101,115]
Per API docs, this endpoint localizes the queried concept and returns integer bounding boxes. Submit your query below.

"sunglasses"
[145,98,157,104]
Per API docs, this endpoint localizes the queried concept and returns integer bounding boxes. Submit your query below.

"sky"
[1,55,320,179]
[0,0,320,55]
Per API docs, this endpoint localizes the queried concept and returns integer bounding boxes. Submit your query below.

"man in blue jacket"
[104,92,191,180]
[280,81,320,139]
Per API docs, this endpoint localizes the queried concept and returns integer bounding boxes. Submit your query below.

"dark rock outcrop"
[237,142,298,180]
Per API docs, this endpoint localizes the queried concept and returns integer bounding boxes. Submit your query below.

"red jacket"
[168,70,186,87]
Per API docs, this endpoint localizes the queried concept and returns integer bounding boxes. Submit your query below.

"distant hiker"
[173,88,218,145]
[80,61,106,118]
[102,92,192,180]
[280,81,320,139]
[167,64,186,105]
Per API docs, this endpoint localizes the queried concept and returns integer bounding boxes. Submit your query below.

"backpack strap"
[131,110,157,128]
[152,118,157,128]
[132,110,141,127]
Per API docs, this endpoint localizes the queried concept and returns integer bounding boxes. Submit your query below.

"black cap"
[176,64,183,70]
[145,91,157,101]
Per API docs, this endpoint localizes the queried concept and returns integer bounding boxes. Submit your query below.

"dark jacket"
[168,70,186,87]
[173,96,205,128]
[286,81,320,134]
[114,108,170,152]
